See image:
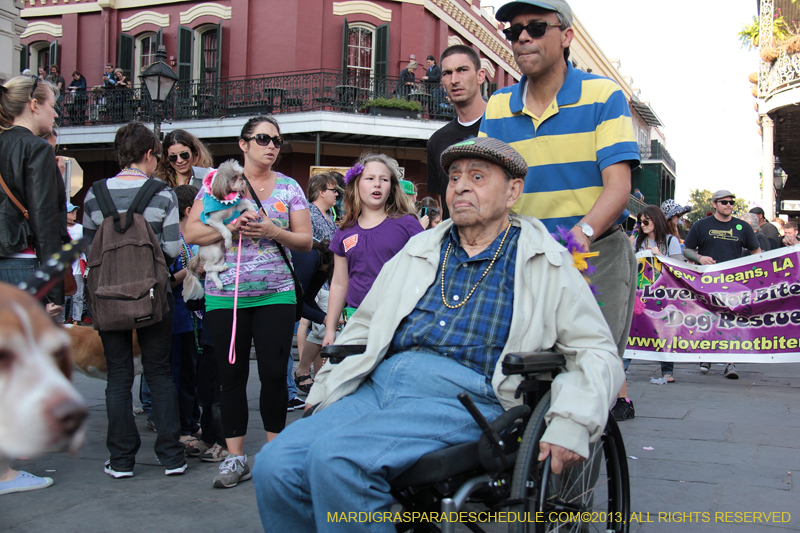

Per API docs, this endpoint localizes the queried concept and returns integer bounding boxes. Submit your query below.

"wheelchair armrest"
[320,344,367,363]
[502,351,565,376]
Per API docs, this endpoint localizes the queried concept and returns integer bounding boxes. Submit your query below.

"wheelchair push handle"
[457,392,505,452]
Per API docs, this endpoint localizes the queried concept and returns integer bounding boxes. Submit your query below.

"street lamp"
[774,157,787,215]
[139,45,178,139]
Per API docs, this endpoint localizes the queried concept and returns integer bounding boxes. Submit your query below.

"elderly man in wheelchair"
[254,137,628,532]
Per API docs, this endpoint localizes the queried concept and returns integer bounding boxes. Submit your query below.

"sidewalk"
[0,360,797,532]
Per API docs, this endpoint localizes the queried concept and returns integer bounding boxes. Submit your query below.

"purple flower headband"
[344,163,364,185]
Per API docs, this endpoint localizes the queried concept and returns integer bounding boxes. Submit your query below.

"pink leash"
[228,232,243,365]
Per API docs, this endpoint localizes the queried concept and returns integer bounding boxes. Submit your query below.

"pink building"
[19,0,520,199]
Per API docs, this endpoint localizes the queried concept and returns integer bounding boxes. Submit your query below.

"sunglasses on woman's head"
[243,134,283,148]
[168,151,191,163]
[29,76,39,100]
[502,21,562,42]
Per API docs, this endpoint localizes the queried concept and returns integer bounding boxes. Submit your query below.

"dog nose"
[49,398,88,436]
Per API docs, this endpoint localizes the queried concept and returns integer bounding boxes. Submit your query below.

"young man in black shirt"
[425,45,486,220]
[684,189,761,379]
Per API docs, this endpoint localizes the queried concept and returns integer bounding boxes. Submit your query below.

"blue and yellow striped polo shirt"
[479,63,639,233]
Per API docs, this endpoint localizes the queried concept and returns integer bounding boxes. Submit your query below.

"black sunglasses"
[503,21,562,42]
[716,200,734,206]
[168,151,191,163]
[243,134,283,148]
[325,188,339,194]
[29,75,39,100]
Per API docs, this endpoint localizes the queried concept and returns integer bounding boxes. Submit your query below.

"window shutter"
[177,25,193,84]
[214,22,223,80]
[488,82,497,97]
[375,23,389,78]
[341,18,349,74]
[49,40,59,68]
[118,33,134,80]
[19,44,29,72]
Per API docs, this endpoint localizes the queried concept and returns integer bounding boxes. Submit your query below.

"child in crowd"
[322,154,422,346]
[169,185,203,448]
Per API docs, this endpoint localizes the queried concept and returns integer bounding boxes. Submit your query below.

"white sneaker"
[165,462,188,476]
[104,460,133,479]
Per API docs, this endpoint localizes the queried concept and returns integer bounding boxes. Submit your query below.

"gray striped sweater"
[82,176,180,264]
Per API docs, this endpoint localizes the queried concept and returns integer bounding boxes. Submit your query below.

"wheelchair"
[320,346,630,533]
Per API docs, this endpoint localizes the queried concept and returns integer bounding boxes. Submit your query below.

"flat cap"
[441,137,528,181]
[711,190,736,202]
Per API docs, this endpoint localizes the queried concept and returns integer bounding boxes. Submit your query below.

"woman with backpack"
[83,122,187,479]
[183,115,312,489]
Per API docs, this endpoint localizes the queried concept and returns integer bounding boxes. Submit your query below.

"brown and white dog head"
[204,159,248,202]
[0,283,87,459]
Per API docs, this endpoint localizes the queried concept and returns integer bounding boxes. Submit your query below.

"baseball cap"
[711,190,735,202]
[399,180,417,195]
[66,202,79,212]
[496,0,574,26]
[440,137,528,181]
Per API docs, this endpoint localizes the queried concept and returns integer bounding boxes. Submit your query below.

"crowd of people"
[1,0,796,528]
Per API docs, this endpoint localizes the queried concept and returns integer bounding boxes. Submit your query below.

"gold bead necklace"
[440,223,512,309]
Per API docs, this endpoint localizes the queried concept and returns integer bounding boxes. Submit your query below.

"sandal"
[294,373,314,394]
[663,374,675,383]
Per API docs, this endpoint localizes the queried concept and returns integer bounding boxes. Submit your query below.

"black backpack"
[86,178,170,331]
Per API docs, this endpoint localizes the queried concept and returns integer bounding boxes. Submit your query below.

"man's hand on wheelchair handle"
[538,442,585,475]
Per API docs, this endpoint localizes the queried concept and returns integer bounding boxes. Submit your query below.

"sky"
[482,0,763,207]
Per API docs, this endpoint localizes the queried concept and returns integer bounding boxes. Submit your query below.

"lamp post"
[773,157,787,215]
[139,45,178,140]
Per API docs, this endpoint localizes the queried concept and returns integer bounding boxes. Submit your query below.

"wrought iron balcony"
[641,140,675,174]
[56,69,456,127]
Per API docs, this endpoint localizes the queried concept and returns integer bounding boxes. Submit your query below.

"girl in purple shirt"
[323,154,422,346]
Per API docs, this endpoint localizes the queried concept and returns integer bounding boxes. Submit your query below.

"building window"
[201,28,219,83]
[133,32,159,86]
[347,25,374,86]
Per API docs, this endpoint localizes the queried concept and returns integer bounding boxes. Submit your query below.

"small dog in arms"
[182,160,256,301]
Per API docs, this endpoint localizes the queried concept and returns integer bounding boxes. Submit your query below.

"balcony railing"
[57,69,456,127]
[641,140,675,173]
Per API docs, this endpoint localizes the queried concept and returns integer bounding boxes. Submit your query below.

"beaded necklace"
[440,223,512,310]
[121,167,149,179]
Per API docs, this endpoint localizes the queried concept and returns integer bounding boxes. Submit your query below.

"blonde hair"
[339,153,416,229]
[407,61,418,70]
[0,76,59,132]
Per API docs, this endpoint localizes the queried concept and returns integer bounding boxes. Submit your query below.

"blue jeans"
[253,350,504,533]
[286,353,299,400]
[0,257,38,286]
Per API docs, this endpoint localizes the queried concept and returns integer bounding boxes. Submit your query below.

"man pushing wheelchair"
[253,137,626,532]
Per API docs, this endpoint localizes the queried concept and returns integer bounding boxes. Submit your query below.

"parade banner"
[625,245,800,363]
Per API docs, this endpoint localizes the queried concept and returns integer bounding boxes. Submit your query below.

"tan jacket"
[307,214,624,458]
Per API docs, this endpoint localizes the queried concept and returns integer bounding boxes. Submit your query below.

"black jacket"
[0,126,68,303]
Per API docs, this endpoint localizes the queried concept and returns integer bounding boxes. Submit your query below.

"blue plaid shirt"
[391,224,519,378]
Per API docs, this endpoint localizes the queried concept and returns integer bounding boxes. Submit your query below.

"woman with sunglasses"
[631,205,683,384]
[155,129,214,188]
[183,115,312,489]
[0,75,69,495]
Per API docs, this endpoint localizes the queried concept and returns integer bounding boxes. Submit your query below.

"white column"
[762,115,775,220]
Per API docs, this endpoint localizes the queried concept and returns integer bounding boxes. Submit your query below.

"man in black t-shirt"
[426,45,486,220]
[684,191,760,264]
[683,189,761,379]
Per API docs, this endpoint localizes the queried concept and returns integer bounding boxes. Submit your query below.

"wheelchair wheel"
[508,391,630,533]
